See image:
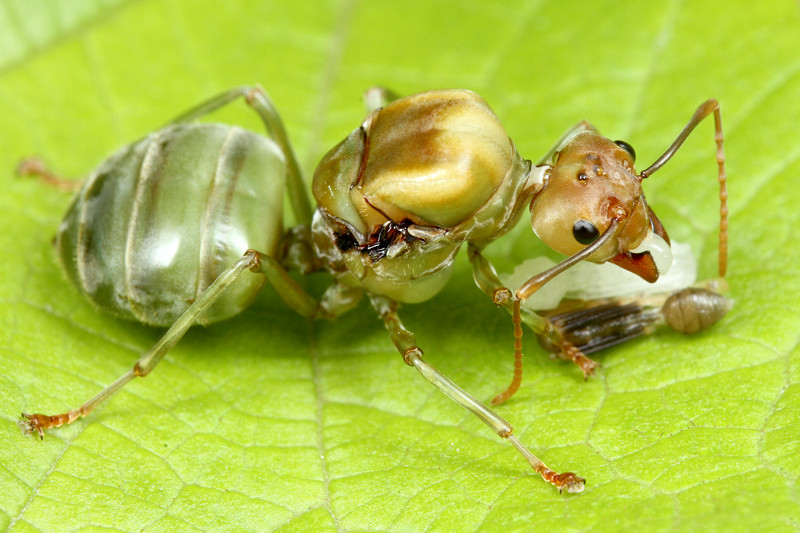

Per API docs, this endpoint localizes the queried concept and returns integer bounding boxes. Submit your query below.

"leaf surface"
[1,1,798,531]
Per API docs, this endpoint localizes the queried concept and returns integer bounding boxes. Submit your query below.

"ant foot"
[552,471,586,494]
[19,412,49,439]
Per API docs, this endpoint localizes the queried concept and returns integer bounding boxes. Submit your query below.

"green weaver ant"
[19,86,729,494]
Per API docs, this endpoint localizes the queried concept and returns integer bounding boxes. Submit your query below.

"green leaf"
[1,0,798,531]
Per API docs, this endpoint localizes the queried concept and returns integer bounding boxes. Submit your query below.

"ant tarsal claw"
[554,472,586,494]
[560,342,599,379]
[19,412,47,439]
[576,355,599,380]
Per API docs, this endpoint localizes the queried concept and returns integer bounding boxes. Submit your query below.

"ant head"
[530,129,671,282]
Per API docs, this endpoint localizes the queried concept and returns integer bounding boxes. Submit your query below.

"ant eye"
[614,140,636,161]
[572,219,600,245]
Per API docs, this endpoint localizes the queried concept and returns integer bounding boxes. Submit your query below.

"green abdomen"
[57,123,286,326]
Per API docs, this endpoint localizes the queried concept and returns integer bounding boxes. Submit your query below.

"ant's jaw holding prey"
[610,227,672,283]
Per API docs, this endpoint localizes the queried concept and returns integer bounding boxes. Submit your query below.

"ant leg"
[536,283,731,366]
[21,249,265,437]
[536,121,596,166]
[16,157,81,192]
[469,243,547,398]
[369,294,585,494]
[243,88,311,225]
[559,342,600,380]
[166,86,312,225]
[468,243,599,388]
[363,87,402,112]
[20,249,352,438]
[467,243,604,387]
[539,301,660,377]
[165,86,258,124]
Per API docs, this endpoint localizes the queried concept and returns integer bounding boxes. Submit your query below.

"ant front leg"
[467,243,600,401]
[469,218,628,392]
[368,294,585,494]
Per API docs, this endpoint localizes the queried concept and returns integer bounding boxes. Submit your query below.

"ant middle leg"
[369,294,585,494]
